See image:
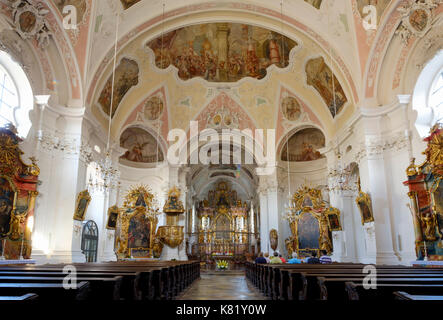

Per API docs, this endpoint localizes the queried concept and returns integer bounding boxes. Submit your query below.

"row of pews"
[245,262,443,301]
[0,260,200,301]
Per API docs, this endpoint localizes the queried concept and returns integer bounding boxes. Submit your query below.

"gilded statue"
[285,238,293,256]
[9,213,25,241]
[319,214,333,254]
[422,212,438,241]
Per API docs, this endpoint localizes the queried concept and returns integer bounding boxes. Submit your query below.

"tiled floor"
[177,271,269,300]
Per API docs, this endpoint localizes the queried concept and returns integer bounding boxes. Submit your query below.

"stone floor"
[176,270,269,300]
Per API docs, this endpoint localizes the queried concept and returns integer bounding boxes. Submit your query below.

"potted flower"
[216,260,229,270]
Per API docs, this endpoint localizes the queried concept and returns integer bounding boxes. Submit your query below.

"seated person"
[306,251,320,264]
[264,252,271,263]
[319,250,333,264]
[255,252,267,264]
[279,254,287,263]
[288,252,302,264]
[269,251,283,264]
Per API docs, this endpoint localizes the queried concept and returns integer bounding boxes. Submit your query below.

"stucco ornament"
[9,0,51,48]
[396,0,441,45]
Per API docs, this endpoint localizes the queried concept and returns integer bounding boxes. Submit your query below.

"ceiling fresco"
[120,0,141,10]
[146,23,298,83]
[54,0,87,22]
[120,127,164,164]
[281,128,325,162]
[98,58,139,117]
[304,0,323,9]
[305,57,348,118]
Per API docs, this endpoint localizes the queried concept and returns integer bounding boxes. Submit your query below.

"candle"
[19,238,24,260]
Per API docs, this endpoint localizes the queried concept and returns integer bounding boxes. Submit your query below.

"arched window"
[413,50,443,137]
[429,69,443,124]
[0,51,33,137]
[81,220,99,262]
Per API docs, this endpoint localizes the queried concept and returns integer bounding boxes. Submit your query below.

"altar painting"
[0,177,14,237]
[297,212,320,250]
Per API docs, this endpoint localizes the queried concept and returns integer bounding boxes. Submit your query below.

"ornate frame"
[106,205,119,230]
[355,190,374,225]
[293,208,322,256]
[326,207,342,231]
[73,190,91,221]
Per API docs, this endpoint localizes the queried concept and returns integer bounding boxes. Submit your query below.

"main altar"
[196,182,252,263]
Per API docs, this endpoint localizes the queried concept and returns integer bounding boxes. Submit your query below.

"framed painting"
[0,176,17,237]
[73,190,91,221]
[326,207,342,231]
[356,190,374,225]
[106,205,119,230]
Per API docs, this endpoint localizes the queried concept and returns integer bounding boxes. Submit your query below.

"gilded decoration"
[0,124,39,259]
[355,179,374,225]
[73,190,91,221]
[157,186,185,249]
[196,181,251,263]
[114,185,160,259]
[404,124,443,260]
[285,185,336,257]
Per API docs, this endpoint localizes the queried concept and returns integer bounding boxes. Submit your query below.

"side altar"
[285,186,340,258]
[404,124,443,261]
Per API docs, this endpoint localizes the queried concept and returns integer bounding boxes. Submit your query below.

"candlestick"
[423,241,428,261]
[19,238,24,260]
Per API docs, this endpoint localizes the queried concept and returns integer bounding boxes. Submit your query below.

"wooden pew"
[393,291,443,300]
[0,276,122,300]
[0,293,38,301]
[347,282,443,300]
[318,277,443,301]
[0,282,90,300]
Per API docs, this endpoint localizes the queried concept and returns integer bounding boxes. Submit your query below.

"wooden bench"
[0,293,38,301]
[0,282,90,300]
[346,282,443,300]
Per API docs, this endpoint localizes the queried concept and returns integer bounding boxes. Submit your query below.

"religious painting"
[54,0,87,24]
[144,96,164,121]
[326,207,342,231]
[120,127,164,163]
[356,0,391,23]
[409,9,428,32]
[282,96,302,121]
[18,11,36,33]
[106,205,119,230]
[356,190,374,225]
[73,190,91,221]
[128,210,151,249]
[305,57,347,117]
[147,23,297,82]
[120,0,141,10]
[304,0,323,9]
[0,177,15,237]
[281,128,325,162]
[297,212,320,250]
[98,58,139,117]
[270,229,278,251]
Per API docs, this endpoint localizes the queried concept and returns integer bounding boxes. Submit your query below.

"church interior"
[0,0,441,306]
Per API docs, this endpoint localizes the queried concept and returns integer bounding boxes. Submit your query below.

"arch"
[86,3,358,106]
[412,50,443,137]
[119,126,166,166]
[0,51,33,138]
[277,124,326,159]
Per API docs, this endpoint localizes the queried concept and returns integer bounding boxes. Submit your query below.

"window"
[0,65,19,128]
[81,220,99,262]
[429,70,443,124]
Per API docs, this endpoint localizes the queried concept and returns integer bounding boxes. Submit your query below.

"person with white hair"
[288,252,302,264]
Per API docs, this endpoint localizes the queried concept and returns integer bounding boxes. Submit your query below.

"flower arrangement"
[216,260,229,270]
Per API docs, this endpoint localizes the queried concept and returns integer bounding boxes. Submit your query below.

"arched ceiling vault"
[88,5,361,145]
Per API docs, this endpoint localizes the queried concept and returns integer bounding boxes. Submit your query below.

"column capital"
[397,94,411,105]
[34,95,51,106]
